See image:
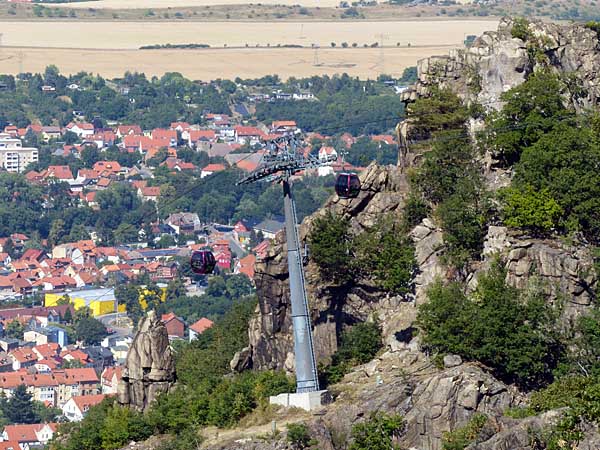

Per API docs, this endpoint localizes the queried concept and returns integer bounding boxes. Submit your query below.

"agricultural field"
[0,19,497,49]
[0,45,458,79]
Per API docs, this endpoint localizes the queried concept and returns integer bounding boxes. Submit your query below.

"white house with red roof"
[62,394,106,421]
[234,126,265,145]
[200,163,226,178]
[116,125,142,138]
[100,366,122,394]
[189,317,214,342]
[2,423,57,448]
[65,122,94,138]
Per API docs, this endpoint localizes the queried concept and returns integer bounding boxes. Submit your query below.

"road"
[97,312,133,338]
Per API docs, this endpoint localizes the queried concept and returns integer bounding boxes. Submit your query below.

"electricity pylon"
[237,134,336,393]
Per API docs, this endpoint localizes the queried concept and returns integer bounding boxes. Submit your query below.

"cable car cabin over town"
[190,250,216,275]
[335,173,361,199]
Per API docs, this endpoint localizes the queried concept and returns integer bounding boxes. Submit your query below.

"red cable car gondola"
[190,250,216,275]
[335,172,361,199]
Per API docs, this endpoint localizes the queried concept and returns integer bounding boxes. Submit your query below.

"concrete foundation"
[269,390,331,411]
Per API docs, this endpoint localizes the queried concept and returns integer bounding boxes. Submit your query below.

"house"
[62,394,106,421]
[116,125,142,138]
[234,126,265,145]
[54,367,100,406]
[200,163,226,178]
[9,347,37,371]
[41,126,62,141]
[254,219,284,239]
[93,160,122,176]
[65,122,94,138]
[2,423,57,448]
[214,249,232,271]
[271,120,297,133]
[151,128,177,146]
[138,186,160,202]
[0,441,20,450]
[235,254,256,280]
[161,313,185,339]
[101,366,122,394]
[189,317,214,342]
[44,165,74,181]
[166,213,201,235]
[187,129,216,147]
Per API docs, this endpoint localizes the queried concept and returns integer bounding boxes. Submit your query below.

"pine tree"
[4,385,39,424]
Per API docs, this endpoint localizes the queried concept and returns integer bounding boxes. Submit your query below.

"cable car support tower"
[237,134,335,407]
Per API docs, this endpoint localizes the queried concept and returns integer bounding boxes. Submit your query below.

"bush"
[287,423,315,449]
[320,321,382,386]
[442,414,488,450]
[417,263,562,390]
[349,412,404,450]
[353,217,417,295]
[511,17,531,40]
[499,185,563,233]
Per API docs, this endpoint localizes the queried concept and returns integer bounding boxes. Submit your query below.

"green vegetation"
[255,74,404,135]
[0,385,61,426]
[349,412,404,450]
[309,212,416,292]
[286,423,316,449]
[441,414,488,450]
[409,87,487,270]
[510,17,531,41]
[417,263,562,390]
[320,321,382,386]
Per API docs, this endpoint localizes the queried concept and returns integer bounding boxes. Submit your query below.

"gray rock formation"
[241,163,412,372]
[481,226,597,321]
[402,18,600,113]
[118,311,176,412]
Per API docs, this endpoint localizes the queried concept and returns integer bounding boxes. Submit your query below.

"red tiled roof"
[190,317,213,334]
[201,163,226,172]
[71,394,106,412]
[46,165,74,180]
[151,129,177,141]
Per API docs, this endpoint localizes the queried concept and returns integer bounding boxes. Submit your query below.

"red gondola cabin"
[190,250,216,275]
[335,173,361,199]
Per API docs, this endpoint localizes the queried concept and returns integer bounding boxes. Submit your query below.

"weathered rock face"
[118,311,176,412]
[243,163,412,372]
[402,18,600,112]
[480,226,597,321]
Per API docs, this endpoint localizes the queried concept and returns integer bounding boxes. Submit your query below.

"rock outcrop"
[480,226,597,321]
[402,18,600,112]
[118,311,176,412]
[242,163,412,372]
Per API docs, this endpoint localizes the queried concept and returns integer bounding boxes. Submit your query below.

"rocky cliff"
[223,18,600,450]
[401,17,600,112]
[118,311,176,412]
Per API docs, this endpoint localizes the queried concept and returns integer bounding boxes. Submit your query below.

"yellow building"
[45,288,117,317]
[45,286,167,316]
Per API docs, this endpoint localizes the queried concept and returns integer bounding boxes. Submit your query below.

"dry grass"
[0,20,497,49]
[0,45,465,79]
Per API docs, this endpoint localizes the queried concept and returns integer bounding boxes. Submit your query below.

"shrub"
[349,412,404,450]
[499,185,563,233]
[442,414,487,450]
[353,216,417,295]
[287,423,315,449]
[320,321,382,386]
[417,263,562,389]
[511,17,531,40]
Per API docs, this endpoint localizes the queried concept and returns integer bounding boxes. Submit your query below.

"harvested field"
[56,0,359,8]
[0,46,460,80]
[0,20,498,49]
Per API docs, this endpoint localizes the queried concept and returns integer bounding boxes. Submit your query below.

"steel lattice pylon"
[237,134,335,393]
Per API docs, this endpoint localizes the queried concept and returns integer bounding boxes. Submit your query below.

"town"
[0,73,399,448]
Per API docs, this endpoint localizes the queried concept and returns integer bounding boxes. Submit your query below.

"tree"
[499,186,563,233]
[74,315,108,345]
[417,263,562,389]
[81,146,101,168]
[484,70,571,166]
[115,284,142,326]
[5,320,24,339]
[4,385,39,424]
[308,211,353,283]
[49,218,66,247]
